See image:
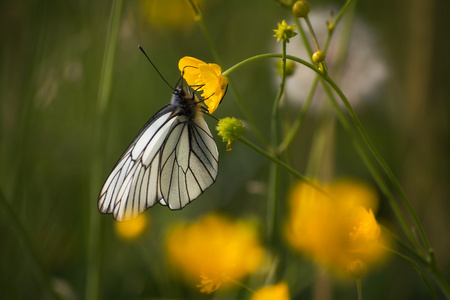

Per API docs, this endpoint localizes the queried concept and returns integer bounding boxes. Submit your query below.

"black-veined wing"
[98,87,219,221]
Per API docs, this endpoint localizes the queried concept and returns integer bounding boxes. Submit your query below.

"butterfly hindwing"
[159,115,219,210]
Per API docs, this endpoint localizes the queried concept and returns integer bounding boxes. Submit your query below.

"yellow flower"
[285,179,389,276]
[273,20,297,43]
[178,56,228,114]
[140,0,204,30]
[114,214,148,240]
[166,214,264,293]
[251,282,291,300]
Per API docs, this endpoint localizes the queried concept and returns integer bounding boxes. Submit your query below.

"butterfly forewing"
[98,86,219,221]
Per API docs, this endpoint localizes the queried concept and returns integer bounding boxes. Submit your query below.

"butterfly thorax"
[170,86,201,119]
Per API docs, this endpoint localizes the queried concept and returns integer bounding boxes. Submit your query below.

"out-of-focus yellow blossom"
[275,59,297,76]
[285,179,389,277]
[273,20,297,43]
[251,282,291,300]
[140,0,204,30]
[178,56,228,114]
[166,214,264,293]
[114,213,148,240]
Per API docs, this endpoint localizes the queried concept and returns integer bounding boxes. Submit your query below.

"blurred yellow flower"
[140,0,204,30]
[251,282,291,300]
[179,56,228,114]
[114,213,148,240]
[285,179,388,277]
[166,214,264,293]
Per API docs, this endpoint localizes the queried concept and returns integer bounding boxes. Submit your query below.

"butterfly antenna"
[138,45,175,91]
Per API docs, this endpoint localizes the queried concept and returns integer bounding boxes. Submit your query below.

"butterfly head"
[171,86,202,118]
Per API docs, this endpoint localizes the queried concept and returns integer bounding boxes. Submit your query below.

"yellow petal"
[198,64,228,113]
[178,56,204,71]
[251,282,290,300]
[179,56,205,86]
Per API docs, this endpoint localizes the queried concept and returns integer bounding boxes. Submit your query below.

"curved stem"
[228,53,431,254]
[190,2,268,147]
[323,77,431,253]
[222,53,320,77]
[383,245,438,300]
[238,136,327,196]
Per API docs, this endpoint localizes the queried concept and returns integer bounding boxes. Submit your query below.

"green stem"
[281,0,355,154]
[278,75,318,153]
[384,246,438,300]
[224,52,434,270]
[0,192,60,300]
[293,15,313,57]
[330,0,356,34]
[87,0,123,299]
[229,53,429,256]
[272,43,287,148]
[238,136,325,195]
[97,0,123,113]
[267,41,287,244]
[429,262,450,300]
[356,278,363,300]
[304,16,321,51]
[317,78,416,245]
[323,77,431,252]
[190,1,268,147]
[222,54,319,77]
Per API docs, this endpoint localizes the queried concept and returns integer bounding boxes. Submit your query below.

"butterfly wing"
[98,106,175,221]
[98,105,219,221]
[159,114,219,209]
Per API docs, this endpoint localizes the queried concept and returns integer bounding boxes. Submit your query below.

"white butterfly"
[98,85,219,221]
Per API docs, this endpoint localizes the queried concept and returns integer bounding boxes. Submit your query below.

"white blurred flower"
[279,10,388,110]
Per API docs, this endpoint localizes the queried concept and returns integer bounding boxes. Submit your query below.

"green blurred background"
[1,0,449,299]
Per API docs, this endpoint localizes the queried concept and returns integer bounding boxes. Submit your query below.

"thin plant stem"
[238,136,327,196]
[87,0,123,299]
[97,0,123,113]
[357,278,363,300]
[272,42,287,148]
[304,16,321,51]
[0,192,60,300]
[386,225,450,299]
[267,40,287,244]
[280,0,355,154]
[222,54,319,77]
[317,77,418,248]
[278,75,319,153]
[305,103,335,180]
[323,77,431,253]
[330,0,356,35]
[293,16,313,57]
[383,246,439,300]
[224,53,429,255]
[189,0,269,147]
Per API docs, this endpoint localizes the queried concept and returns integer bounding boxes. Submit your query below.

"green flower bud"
[216,117,243,151]
[312,50,325,63]
[292,1,310,18]
[346,259,368,279]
